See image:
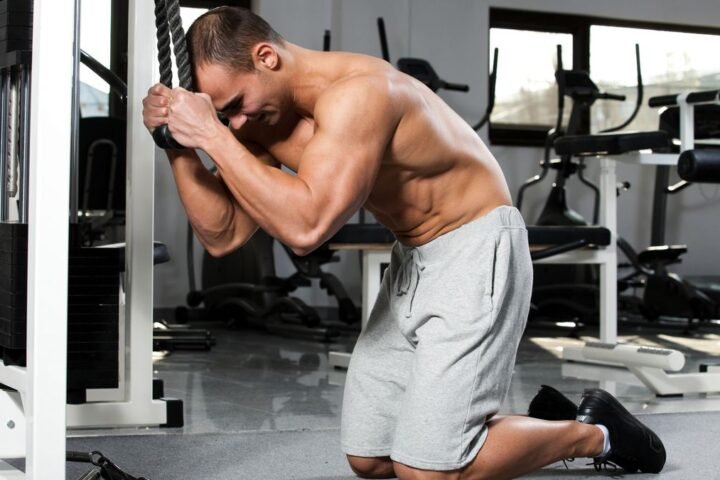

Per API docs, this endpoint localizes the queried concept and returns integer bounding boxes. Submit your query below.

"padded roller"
[678,149,720,183]
[582,342,686,371]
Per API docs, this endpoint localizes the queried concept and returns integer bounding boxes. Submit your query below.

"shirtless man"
[142,7,665,479]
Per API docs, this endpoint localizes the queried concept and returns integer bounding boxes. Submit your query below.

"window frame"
[488,8,720,147]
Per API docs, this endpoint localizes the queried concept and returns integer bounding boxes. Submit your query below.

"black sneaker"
[527,385,578,421]
[577,388,666,473]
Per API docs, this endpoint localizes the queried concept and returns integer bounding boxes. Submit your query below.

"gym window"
[79,0,112,117]
[488,8,720,146]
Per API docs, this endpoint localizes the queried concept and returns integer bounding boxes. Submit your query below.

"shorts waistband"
[398,206,526,265]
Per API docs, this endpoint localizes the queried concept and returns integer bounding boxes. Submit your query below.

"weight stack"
[67,244,121,402]
[0,0,32,69]
[0,223,121,401]
[0,222,27,365]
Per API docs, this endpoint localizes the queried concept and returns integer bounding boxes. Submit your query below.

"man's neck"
[284,43,335,118]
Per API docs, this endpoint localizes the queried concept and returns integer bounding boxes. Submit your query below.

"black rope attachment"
[153,0,192,149]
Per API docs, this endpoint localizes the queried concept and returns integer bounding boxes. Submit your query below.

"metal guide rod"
[69,0,82,224]
[0,69,7,221]
[7,68,18,204]
[19,65,31,223]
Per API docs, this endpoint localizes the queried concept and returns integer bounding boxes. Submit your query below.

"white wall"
[153,0,720,310]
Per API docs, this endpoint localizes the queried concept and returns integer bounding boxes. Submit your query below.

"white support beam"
[597,157,617,343]
[25,0,75,477]
[66,400,168,429]
[122,0,164,421]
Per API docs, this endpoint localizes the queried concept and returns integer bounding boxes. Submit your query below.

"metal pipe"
[19,65,31,223]
[650,165,670,246]
[69,0,82,224]
[7,67,19,206]
[0,68,8,221]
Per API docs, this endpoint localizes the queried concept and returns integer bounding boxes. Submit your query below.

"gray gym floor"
[63,316,720,479]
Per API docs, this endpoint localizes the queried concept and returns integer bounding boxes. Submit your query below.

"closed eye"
[220,97,242,116]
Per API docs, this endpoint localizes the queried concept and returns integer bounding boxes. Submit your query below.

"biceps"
[299,135,383,213]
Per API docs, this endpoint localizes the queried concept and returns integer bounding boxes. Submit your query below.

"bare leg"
[348,416,603,480]
[347,455,395,479]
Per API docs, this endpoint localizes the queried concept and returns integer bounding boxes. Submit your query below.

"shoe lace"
[591,458,620,476]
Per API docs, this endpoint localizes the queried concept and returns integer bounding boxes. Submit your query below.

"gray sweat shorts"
[341,206,533,471]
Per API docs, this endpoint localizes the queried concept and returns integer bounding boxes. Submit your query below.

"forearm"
[203,130,345,254]
[167,149,257,256]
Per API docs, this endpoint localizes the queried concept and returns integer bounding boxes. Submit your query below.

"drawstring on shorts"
[395,248,425,318]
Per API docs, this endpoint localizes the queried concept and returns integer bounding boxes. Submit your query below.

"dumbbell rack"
[0,1,169,479]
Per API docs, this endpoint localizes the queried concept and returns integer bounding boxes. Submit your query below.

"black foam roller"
[678,149,720,184]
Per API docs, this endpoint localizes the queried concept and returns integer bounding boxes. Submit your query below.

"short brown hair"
[187,6,284,73]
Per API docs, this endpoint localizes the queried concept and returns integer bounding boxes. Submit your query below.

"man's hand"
[166,87,229,151]
[142,83,172,134]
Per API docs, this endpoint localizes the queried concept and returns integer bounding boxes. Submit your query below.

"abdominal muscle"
[364,79,513,247]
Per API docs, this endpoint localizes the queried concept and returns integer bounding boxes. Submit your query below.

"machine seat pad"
[554,130,671,156]
[328,224,397,244]
[637,245,687,265]
[328,224,612,249]
[527,225,611,247]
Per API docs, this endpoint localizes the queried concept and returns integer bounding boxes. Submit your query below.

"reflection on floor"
[65,316,720,479]
[146,319,720,438]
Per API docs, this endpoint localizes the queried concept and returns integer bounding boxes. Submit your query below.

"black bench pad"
[554,130,671,156]
[328,223,611,248]
[328,224,397,244]
[527,226,611,247]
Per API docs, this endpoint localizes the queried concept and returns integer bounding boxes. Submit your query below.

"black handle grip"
[443,81,470,92]
[67,451,94,463]
[152,124,185,149]
[600,93,626,101]
[648,94,679,108]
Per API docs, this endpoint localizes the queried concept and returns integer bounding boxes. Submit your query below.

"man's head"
[187,6,284,74]
[187,7,288,128]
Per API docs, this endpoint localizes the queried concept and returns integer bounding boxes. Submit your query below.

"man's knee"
[392,461,462,480]
[347,455,395,479]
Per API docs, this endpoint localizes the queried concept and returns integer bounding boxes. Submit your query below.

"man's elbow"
[200,230,252,258]
[204,243,235,258]
[287,229,326,257]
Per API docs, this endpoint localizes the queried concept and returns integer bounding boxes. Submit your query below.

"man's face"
[196,62,282,130]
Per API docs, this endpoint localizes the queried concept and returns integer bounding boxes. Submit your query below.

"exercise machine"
[179,228,352,342]
[554,85,719,329]
[516,45,648,327]
[376,17,497,132]
[615,94,720,325]
[560,87,720,391]
[563,341,720,396]
[1,1,180,478]
[563,140,720,396]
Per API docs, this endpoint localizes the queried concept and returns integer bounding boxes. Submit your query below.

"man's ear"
[254,43,279,70]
